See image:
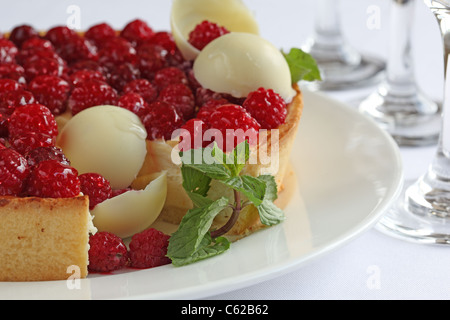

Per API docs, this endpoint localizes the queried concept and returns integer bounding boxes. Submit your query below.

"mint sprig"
[282,48,322,84]
[167,141,285,266]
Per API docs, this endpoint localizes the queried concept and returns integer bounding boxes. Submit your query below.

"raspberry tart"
[0,0,318,280]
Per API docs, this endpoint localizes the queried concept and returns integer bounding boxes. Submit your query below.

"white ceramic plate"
[0,90,403,300]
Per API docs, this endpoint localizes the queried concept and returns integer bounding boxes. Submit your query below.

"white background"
[2,0,450,299]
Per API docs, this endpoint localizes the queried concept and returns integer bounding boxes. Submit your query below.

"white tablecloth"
[3,0,449,300]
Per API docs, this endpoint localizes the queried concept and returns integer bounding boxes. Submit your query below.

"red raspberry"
[16,47,63,66]
[111,187,131,197]
[107,62,141,91]
[9,25,39,48]
[129,228,171,269]
[98,37,137,69]
[23,57,65,82]
[120,19,154,47]
[85,23,117,48]
[68,80,118,115]
[118,92,150,118]
[79,173,112,210]
[9,132,55,155]
[196,98,229,121]
[148,31,177,55]
[122,78,157,104]
[88,231,129,273]
[44,26,78,47]
[0,90,35,117]
[206,104,261,152]
[0,63,26,84]
[0,39,18,64]
[153,66,188,92]
[8,103,58,140]
[25,146,70,168]
[141,100,183,140]
[0,148,30,196]
[0,79,24,94]
[21,37,54,51]
[158,83,195,120]
[24,159,80,198]
[136,43,169,79]
[69,59,107,75]
[195,87,228,107]
[243,88,287,129]
[28,75,70,115]
[56,36,98,63]
[69,69,107,87]
[188,20,230,50]
[178,118,209,151]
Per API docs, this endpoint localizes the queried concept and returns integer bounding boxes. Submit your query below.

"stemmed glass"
[359,0,441,147]
[377,0,450,244]
[302,0,385,90]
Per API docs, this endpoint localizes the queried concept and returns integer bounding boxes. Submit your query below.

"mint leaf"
[256,175,278,201]
[257,199,285,226]
[167,197,229,264]
[171,236,230,267]
[211,141,249,177]
[282,48,321,83]
[180,146,231,180]
[222,175,267,207]
[181,165,211,197]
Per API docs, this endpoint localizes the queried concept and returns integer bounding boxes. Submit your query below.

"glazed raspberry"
[206,104,261,152]
[122,78,157,104]
[120,19,154,46]
[178,118,209,151]
[21,37,54,51]
[148,31,177,55]
[0,79,24,94]
[26,146,70,168]
[69,69,107,87]
[0,148,30,196]
[0,39,18,64]
[28,75,70,115]
[196,98,229,121]
[88,231,129,273]
[16,47,63,66]
[243,88,287,129]
[98,37,137,69]
[24,159,80,198]
[9,25,39,48]
[195,87,228,107]
[56,36,98,63]
[153,66,188,92]
[0,90,35,118]
[188,20,230,50]
[9,131,55,155]
[118,92,150,118]
[0,63,26,84]
[136,43,169,79]
[8,103,58,140]
[69,60,107,75]
[23,57,65,82]
[44,26,78,47]
[158,83,195,120]
[129,228,171,269]
[141,100,183,140]
[85,23,117,48]
[107,62,141,91]
[68,80,118,115]
[79,173,112,210]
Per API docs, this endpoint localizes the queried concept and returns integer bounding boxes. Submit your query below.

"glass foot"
[376,178,450,245]
[359,83,442,147]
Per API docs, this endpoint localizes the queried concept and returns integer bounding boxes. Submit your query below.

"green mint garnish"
[167,141,285,267]
[282,48,322,83]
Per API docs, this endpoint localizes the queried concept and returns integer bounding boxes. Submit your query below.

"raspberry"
[120,19,154,47]
[0,148,30,196]
[243,88,287,129]
[0,79,24,94]
[23,57,65,82]
[0,90,35,118]
[141,100,183,140]
[21,37,54,52]
[196,98,229,121]
[147,31,177,55]
[88,231,129,273]
[69,60,107,75]
[98,37,137,69]
[129,228,171,269]
[0,39,18,64]
[107,62,141,91]
[118,92,150,118]
[24,159,80,198]
[44,26,78,47]
[0,63,26,84]
[16,47,63,66]
[85,23,117,48]
[8,103,58,140]
[158,83,195,120]
[68,80,118,115]
[122,78,157,104]
[153,66,188,92]
[25,146,70,168]
[55,36,98,63]
[206,104,261,152]
[195,87,228,107]
[69,69,107,87]
[9,25,39,48]
[28,75,70,115]
[136,43,169,79]
[188,20,229,50]
[111,187,131,197]
[178,118,209,151]
[79,173,112,210]
[9,131,55,155]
